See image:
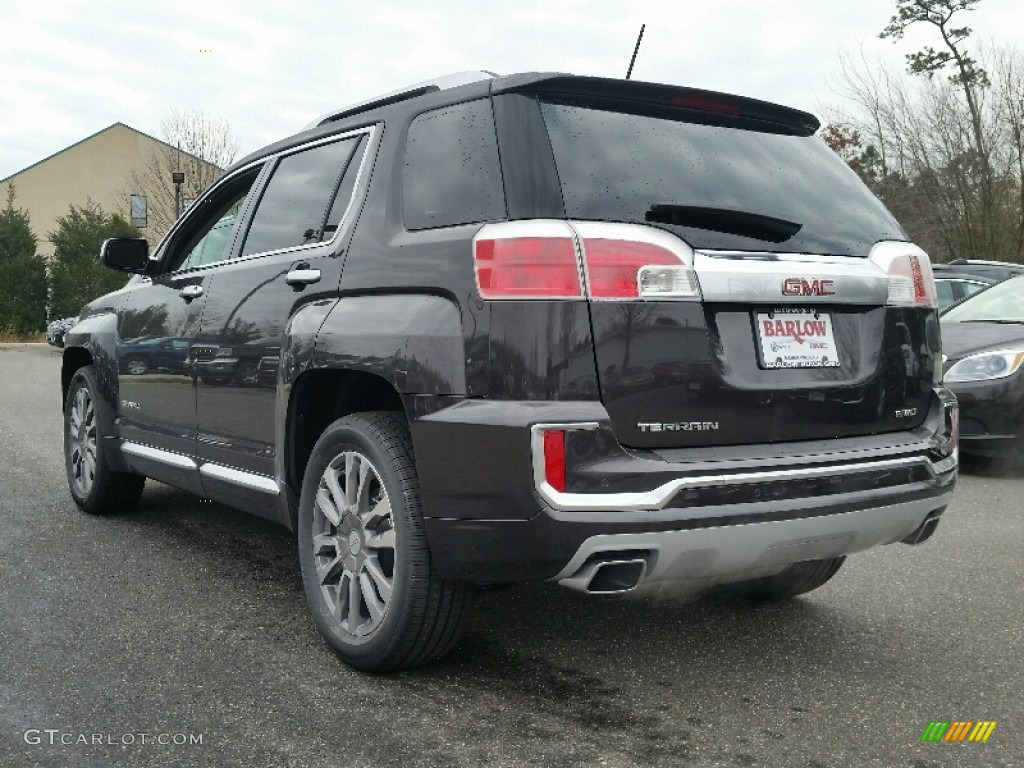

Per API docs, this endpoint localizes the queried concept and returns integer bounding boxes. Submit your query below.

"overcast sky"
[2,0,1022,181]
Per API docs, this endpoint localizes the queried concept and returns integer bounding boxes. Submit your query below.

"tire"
[124,356,149,375]
[298,411,471,671]
[713,557,846,601]
[64,366,145,514]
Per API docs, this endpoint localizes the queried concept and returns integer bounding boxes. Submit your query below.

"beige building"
[1,123,218,259]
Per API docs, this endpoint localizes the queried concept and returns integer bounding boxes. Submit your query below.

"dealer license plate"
[755,308,841,369]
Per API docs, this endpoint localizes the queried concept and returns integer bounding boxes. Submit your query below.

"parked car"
[46,316,78,348]
[60,71,958,671]
[118,336,192,375]
[941,275,1024,458]
[932,259,1024,309]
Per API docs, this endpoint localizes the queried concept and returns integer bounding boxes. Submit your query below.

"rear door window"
[539,101,906,255]
[241,136,363,257]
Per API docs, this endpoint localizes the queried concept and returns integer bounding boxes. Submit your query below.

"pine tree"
[0,183,47,335]
[49,201,137,318]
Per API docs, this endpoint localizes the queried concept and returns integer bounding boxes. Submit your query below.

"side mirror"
[100,238,150,272]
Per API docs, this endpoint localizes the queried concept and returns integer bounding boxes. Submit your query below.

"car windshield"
[942,275,1024,323]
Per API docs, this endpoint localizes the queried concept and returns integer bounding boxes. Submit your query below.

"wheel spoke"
[360,495,391,529]
[365,527,395,551]
[315,487,342,527]
[359,571,385,623]
[316,554,344,586]
[312,532,339,556]
[344,454,359,509]
[335,575,353,623]
[323,466,347,516]
[347,571,361,629]
[364,557,393,603]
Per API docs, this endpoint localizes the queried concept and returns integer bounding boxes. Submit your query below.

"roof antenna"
[625,24,645,80]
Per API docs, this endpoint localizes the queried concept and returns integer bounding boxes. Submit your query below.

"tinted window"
[540,101,906,255]
[167,169,260,272]
[404,99,505,230]
[323,135,368,240]
[935,280,957,308]
[242,138,359,256]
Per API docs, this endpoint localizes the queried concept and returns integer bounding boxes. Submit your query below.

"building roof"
[0,122,210,184]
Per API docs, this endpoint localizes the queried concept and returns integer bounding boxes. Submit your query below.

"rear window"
[539,101,905,255]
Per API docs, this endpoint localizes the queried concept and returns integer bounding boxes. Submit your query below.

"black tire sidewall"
[297,415,425,668]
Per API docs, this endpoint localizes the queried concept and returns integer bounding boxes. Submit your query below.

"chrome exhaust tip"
[559,557,648,594]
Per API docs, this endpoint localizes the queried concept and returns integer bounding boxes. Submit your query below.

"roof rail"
[303,70,498,130]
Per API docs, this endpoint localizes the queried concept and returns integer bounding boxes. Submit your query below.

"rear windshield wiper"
[645,204,802,243]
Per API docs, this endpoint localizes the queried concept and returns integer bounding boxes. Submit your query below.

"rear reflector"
[542,430,566,492]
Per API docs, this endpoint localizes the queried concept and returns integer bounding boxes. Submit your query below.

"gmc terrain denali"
[61,72,959,671]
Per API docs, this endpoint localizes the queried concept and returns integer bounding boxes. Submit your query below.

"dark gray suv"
[62,71,958,670]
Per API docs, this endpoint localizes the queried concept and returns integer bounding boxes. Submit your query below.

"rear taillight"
[473,220,700,302]
[473,221,581,299]
[869,242,937,309]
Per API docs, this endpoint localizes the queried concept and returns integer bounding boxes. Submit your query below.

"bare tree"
[828,4,1024,262]
[123,109,239,244]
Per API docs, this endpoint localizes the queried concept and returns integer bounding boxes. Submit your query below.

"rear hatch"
[531,79,941,448]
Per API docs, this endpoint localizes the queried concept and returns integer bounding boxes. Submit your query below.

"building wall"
[2,123,212,260]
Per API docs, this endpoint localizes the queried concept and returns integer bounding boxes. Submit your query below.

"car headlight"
[945,349,1024,382]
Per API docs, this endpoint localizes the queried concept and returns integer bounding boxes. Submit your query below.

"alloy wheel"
[311,451,396,637]
[68,386,97,497]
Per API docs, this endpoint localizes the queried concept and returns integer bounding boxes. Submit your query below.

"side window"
[241,137,361,257]
[167,169,261,273]
[935,280,956,308]
[403,99,505,230]
[323,135,368,241]
[962,281,988,298]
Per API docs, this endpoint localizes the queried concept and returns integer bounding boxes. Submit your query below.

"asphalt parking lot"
[1,343,1021,768]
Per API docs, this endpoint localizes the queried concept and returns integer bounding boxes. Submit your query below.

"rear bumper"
[413,389,958,584]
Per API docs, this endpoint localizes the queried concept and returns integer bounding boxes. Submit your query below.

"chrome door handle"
[285,268,321,286]
[179,284,204,300]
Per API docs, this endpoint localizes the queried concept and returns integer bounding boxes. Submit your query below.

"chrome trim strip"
[121,441,197,470]
[530,423,957,512]
[199,463,279,495]
[692,248,890,305]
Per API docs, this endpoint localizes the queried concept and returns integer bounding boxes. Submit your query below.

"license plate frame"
[755,308,841,370]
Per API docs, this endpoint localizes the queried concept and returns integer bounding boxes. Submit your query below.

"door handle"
[179,284,204,300]
[285,268,321,287]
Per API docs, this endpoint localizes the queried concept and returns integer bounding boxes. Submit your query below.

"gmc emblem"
[782,277,835,296]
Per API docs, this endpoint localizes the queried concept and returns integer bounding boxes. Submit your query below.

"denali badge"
[782,277,835,296]
[638,421,719,432]
[121,400,141,410]
[895,408,917,419]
